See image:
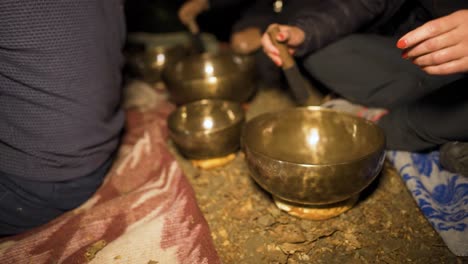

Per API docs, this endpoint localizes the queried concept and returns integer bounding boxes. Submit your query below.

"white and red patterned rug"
[0,82,220,264]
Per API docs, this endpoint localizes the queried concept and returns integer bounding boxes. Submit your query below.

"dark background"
[124,0,248,42]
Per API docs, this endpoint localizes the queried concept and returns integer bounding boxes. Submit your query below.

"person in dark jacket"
[178,0,309,86]
[229,0,312,86]
[0,1,125,235]
[261,0,468,175]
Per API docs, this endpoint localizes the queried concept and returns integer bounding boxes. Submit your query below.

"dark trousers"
[303,34,468,151]
[0,158,112,236]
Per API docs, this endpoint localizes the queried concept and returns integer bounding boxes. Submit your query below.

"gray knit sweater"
[0,0,125,181]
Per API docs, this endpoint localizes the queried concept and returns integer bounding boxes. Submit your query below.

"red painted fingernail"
[274,59,282,66]
[401,52,408,59]
[278,33,285,41]
[397,39,407,49]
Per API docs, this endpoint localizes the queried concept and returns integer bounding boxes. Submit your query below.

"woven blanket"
[387,151,468,257]
[0,83,220,264]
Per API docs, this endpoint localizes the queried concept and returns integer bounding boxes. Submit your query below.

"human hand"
[230,27,262,54]
[397,10,468,75]
[261,24,305,66]
[178,0,209,32]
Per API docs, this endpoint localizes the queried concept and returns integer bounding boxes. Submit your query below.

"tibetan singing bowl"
[163,52,256,105]
[168,99,245,159]
[242,107,386,205]
[126,44,190,84]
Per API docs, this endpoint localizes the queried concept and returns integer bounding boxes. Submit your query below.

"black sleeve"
[232,0,275,33]
[290,0,403,56]
[208,0,245,9]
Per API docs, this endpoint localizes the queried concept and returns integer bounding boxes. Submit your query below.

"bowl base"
[190,153,237,170]
[273,195,359,221]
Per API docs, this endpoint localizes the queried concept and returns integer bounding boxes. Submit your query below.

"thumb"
[276,27,291,43]
[276,25,305,47]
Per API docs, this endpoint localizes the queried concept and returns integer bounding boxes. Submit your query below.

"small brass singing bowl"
[163,52,256,105]
[242,107,386,206]
[168,99,246,159]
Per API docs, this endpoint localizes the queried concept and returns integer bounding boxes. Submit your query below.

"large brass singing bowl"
[163,52,256,105]
[242,107,386,205]
[168,99,245,159]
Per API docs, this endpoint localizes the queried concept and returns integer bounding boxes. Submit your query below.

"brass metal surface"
[163,51,256,105]
[191,153,237,170]
[126,44,190,84]
[168,99,246,159]
[242,107,386,205]
[274,195,359,220]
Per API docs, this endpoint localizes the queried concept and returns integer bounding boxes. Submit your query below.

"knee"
[302,35,379,74]
[362,73,423,108]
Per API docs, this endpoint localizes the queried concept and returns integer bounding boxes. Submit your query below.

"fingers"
[274,25,292,43]
[261,26,282,66]
[422,57,468,75]
[273,24,305,47]
[397,17,456,50]
[398,10,468,75]
[261,24,305,67]
[262,24,288,66]
[403,29,460,58]
[411,44,463,67]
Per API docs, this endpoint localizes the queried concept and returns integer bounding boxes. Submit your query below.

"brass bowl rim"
[126,42,189,54]
[164,51,254,80]
[144,43,188,52]
[167,72,250,83]
[168,99,246,137]
[242,106,386,166]
[181,50,246,60]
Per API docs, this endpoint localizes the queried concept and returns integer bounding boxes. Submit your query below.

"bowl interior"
[168,100,245,135]
[243,108,385,165]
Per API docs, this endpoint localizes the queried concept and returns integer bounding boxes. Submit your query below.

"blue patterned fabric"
[387,150,468,256]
